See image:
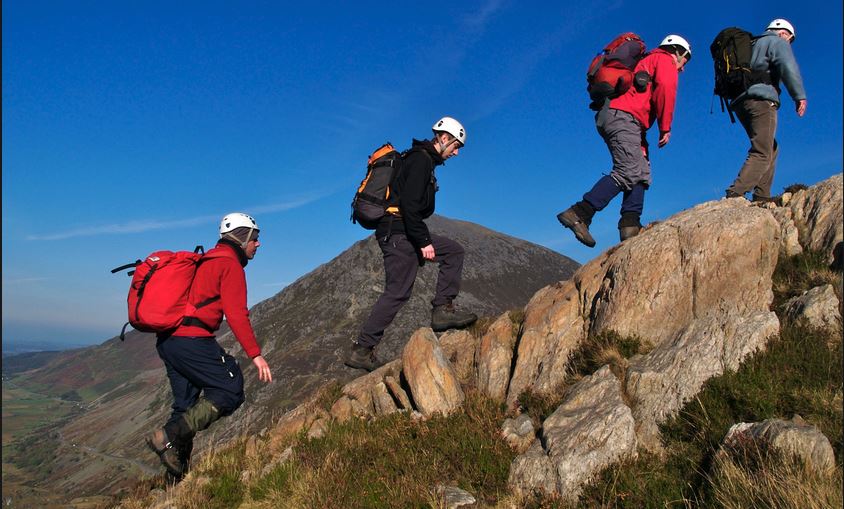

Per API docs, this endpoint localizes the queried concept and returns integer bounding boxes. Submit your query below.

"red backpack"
[587,33,647,108]
[112,246,222,340]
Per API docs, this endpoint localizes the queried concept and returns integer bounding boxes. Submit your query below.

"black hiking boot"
[619,226,641,242]
[725,190,742,199]
[557,208,596,248]
[146,428,183,477]
[344,342,385,372]
[431,302,478,332]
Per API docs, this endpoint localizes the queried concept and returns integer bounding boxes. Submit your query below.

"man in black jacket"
[346,117,478,371]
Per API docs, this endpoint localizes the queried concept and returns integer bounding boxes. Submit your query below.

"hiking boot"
[146,428,183,477]
[751,194,780,206]
[725,190,742,199]
[344,342,385,372]
[431,302,478,332]
[557,208,596,248]
[619,226,641,242]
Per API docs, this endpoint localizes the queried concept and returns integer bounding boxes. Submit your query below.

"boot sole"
[557,213,596,247]
[431,317,478,332]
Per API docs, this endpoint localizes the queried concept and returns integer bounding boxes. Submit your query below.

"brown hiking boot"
[557,208,596,248]
[619,226,641,242]
[146,428,183,477]
[344,342,385,372]
[431,302,478,332]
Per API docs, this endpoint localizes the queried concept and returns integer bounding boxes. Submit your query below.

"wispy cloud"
[26,193,327,241]
[2,277,50,284]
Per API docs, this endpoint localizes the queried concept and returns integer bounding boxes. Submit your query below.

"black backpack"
[710,27,770,122]
[350,143,404,229]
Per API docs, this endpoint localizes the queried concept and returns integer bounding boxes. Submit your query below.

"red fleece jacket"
[610,48,679,133]
[172,242,261,358]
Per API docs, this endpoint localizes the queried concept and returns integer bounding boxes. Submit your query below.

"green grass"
[247,394,514,508]
[116,251,841,509]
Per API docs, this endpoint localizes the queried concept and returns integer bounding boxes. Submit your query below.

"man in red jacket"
[558,35,691,247]
[146,212,272,480]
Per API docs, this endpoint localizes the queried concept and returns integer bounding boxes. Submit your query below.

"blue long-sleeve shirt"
[736,31,807,106]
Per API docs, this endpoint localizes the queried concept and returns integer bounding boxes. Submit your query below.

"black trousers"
[156,336,245,427]
[357,233,464,348]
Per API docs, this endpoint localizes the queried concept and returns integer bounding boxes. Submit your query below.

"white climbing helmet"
[767,18,796,40]
[659,34,692,60]
[219,212,258,237]
[431,116,467,146]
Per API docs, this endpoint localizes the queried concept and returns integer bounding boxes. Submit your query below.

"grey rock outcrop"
[773,173,843,264]
[507,199,781,408]
[721,415,836,473]
[500,414,534,453]
[627,312,780,450]
[508,198,783,497]
[784,284,842,330]
[509,366,636,500]
[439,329,477,386]
[401,328,465,417]
[434,485,477,508]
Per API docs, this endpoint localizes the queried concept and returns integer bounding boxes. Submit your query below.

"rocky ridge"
[236,173,843,502]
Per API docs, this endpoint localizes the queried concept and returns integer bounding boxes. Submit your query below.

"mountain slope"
[5,215,578,504]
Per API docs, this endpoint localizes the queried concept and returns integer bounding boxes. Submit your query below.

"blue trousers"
[583,174,646,223]
[156,336,245,427]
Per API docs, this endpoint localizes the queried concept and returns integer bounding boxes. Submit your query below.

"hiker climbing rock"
[146,212,272,480]
[722,19,807,202]
[558,34,691,246]
[346,117,478,372]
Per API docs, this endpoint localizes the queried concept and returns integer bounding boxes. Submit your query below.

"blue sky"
[3,1,842,349]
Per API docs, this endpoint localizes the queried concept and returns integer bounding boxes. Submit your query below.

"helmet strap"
[434,133,458,156]
[222,228,255,250]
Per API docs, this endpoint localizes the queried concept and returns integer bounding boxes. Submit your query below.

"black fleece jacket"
[376,139,444,247]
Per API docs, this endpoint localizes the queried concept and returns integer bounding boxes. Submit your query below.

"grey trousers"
[596,107,651,191]
[728,98,779,199]
[357,233,464,348]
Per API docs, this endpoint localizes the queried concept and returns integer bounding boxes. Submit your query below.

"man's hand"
[658,130,671,148]
[420,244,435,261]
[796,99,807,117]
[252,355,272,383]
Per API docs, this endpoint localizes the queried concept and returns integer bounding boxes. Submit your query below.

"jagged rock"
[244,435,259,463]
[508,440,557,497]
[722,415,836,473]
[627,312,779,451]
[371,381,398,415]
[784,284,842,330]
[339,359,402,417]
[784,173,843,265]
[307,417,328,439]
[501,414,534,453]
[477,313,517,401]
[384,375,413,410]
[330,396,354,422]
[401,328,465,417]
[268,406,322,453]
[434,484,477,508]
[507,199,781,407]
[260,446,294,477]
[439,329,477,385]
[770,206,804,256]
[520,366,637,499]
